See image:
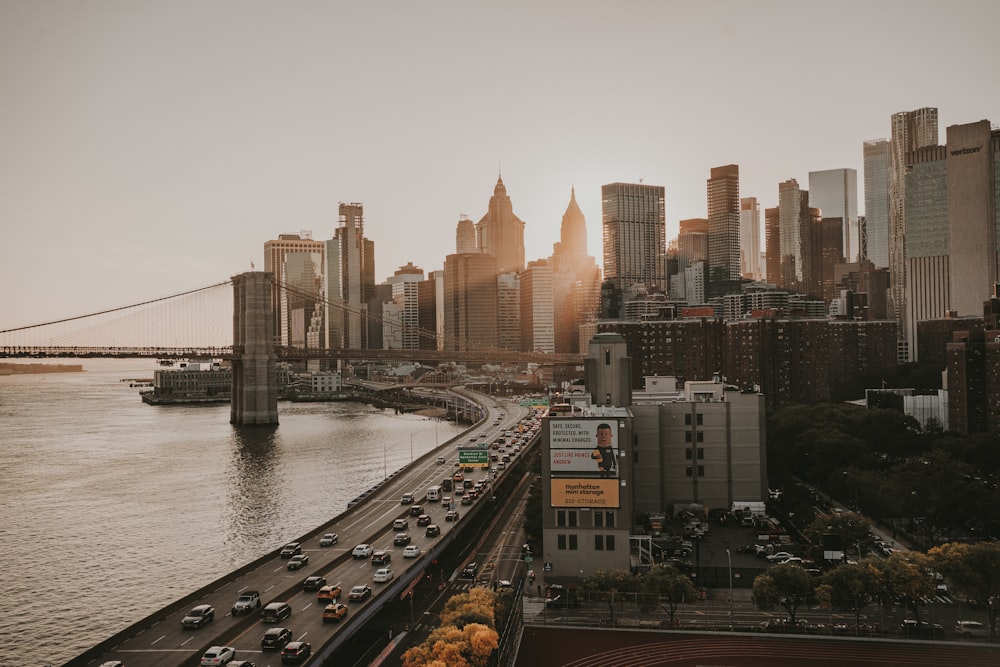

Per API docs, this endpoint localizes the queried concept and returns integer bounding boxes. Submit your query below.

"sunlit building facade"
[602,182,667,294]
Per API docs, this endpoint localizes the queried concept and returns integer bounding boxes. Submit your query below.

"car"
[454,486,466,496]
[280,542,302,558]
[394,533,411,546]
[181,604,215,629]
[461,562,479,578]
[229,662,256,667]
[287,553,309,570]
[900,619,945,638]
[410,504,424,516]
[349,584,372,601]
[232,590,261,615]
[372,550,391,565]
[261,626,292,650]
[280,640,311,664]
[425,524,441,537]
[302,575,326,591]
[99,662,125,667]
[352,543,374,558]
[261,601,292,622]
[445,510,459,522]
[200,646,236,666]
[955,620,990,638]
[766,551,795,562]
[319,532,338,546]
[497,462,506,470]
[392,518,409,530]
[400,491,415,504]
[461,495,473,506]
[323,602,348,622]
[436,456,446,465]
[317,584,342,601]
[442,495,452,505]
[545,595,582,609]
[777,556,803,565]
[374,567,394,583]
[417,514,432,526]
[735,544,757,555]
[403,545,421,558]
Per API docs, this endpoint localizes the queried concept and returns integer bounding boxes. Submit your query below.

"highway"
[78,392,537,667]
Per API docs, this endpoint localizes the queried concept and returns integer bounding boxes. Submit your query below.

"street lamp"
[726,548,733,631]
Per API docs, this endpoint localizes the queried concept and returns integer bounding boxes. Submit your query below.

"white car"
[766,551,794,562]
[200,646,236,666]
[402,545,421,558]
[319,533,338,547]
[436,456,446,465]
[352,543,373,559]
[392,518,408,530]
[955,620,990,638]
[373,567,394,583]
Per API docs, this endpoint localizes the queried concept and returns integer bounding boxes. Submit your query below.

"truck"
[232,590,261,615]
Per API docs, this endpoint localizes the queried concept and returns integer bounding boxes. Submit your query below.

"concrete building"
[739,197,762,281]
[475,176,525,275]
[443,252,498,351]
[455,216,478,254]
[809,168,859,263]
[602,182,667,294]
[707,165,741,297]
[384,262,425,350]
[497,272,522,351]
[520,260,554,353]
[550,188,602,354]
[264,233,325,348]
[863,139,891,269]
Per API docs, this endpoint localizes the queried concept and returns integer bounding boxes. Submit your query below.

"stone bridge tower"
[231,271,279,425]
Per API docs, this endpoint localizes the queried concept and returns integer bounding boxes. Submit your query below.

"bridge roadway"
[75,396,533,667]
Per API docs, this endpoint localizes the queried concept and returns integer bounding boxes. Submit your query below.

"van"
[426,485,442,501]
[400,492,414,505]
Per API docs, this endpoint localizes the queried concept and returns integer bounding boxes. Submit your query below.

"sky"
[2,0,999,338]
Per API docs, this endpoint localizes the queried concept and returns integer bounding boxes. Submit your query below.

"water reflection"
[227,425,282,554]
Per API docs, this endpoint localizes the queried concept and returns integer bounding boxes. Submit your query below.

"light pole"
[726,548,733,631]
[383,440,387,480]
[410,432,414,463]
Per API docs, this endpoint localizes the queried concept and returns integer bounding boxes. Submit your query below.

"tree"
[582,569,640,624]
[440,588,496,629]
[928,541,1000,636]
[871,551,934,624]
[402,623,498,667]
[752,564,814,623]
[803,510,872,561]
[641,563,698,625]
[816,561,878,629]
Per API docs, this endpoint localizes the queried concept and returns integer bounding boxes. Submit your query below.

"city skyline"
[2,1,999,330]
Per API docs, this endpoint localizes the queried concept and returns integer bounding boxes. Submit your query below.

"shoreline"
[0,362,84,375]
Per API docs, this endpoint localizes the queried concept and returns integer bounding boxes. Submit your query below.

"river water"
[0,358,465,666]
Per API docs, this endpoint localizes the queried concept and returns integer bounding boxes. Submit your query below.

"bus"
[426,485,443,502]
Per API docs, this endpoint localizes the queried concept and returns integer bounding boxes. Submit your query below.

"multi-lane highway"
[80,394,538,667]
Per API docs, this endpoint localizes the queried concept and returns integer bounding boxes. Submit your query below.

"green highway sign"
[458,448,489,467]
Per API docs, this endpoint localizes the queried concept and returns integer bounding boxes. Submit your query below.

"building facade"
[707,165,741,297]
[475,176,526,275]
[602,182,667,294]
[809,168,859,263]
[740,197,762,281]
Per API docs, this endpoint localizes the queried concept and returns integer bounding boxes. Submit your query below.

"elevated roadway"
[73,392,539,667]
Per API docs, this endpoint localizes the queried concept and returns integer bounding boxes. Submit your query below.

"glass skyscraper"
[602,182,666,294]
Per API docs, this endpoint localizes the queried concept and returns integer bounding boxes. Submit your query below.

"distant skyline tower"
[676,218,708,301]
[443,252,498,352]
[455,216,477,254]
[778,178,809,292]
[601,182,666,293]
[475,176,525,274]
[809,168,858,262]
[889,107,939,360]
[863,139,890,268]
[550,187,601,353]
[263,232,325,348]
[707,164,741,297]
[739,197,762,281]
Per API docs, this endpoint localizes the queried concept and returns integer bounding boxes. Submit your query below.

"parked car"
[261,602,292,623]
[766,551,795,562]
[231,591,261,615]
[302,575,326,591]
[317,584,342,601]
[352,543,374,558]
[374,567,394,583]
[955,620,990,638]
[280,543,302,558]
[403,545,421,558]
[181,604,215,629]
[319,533,338,547]
[323,602,348,622]
[261,627,292,650]
[349,585,372,602]
[200,646,235,666]
[287,553,309,570]
[280,641,311,664]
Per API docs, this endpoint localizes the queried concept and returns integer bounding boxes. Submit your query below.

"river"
[0,358,465,666]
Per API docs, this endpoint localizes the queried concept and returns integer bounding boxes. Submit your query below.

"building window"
[698,447,704,459]
[606,535,616,550]
[684,414,692,425]
[685,448,692,460]
[686,465,693,477]
[557,534,566,550]
[696,413,703,425]
[557,511,566,527]
[569,511,578,527]
[568,534,578,550]
[697,431,704,442]
[556,510,578,527]
[594,512,603,528]
[594,511,615,528]
[595,535,604,550]
[685,431,692,442]
[698,465,705,476]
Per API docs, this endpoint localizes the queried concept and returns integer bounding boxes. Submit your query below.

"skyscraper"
[707,164,741,297]
[863,139,890,268]
[602,182,666,294]
[676,218,708,301]
[264,232,325,348]
[520,260,554,353]
[740,197,762,281]
[809,168,858,262]
[889,107,939,360]
[443,252,498,352]
[777,179,811,293]
[475,176,525,274]
[455,216,477,254]
[550,188,601,353]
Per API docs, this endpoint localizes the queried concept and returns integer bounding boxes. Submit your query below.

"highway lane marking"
[150,635,165,645]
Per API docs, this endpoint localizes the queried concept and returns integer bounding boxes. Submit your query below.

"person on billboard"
[591,422,616,477]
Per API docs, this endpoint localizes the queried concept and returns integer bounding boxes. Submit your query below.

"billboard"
[549,418,620,478]
[550,478,620,508]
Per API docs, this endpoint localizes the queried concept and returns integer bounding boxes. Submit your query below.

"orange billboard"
[550,478,620,508]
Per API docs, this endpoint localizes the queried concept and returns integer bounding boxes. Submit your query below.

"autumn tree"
[440,587,495,629]
[752,564,815,623]
[402,623,498,667]
[928,541,1000,636]
[816,561,878,628]
[870,551,934,624]
[582,568,640,624]
[640,563,698,626]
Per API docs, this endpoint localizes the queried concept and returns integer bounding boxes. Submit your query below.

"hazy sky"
[2,0,999,334]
